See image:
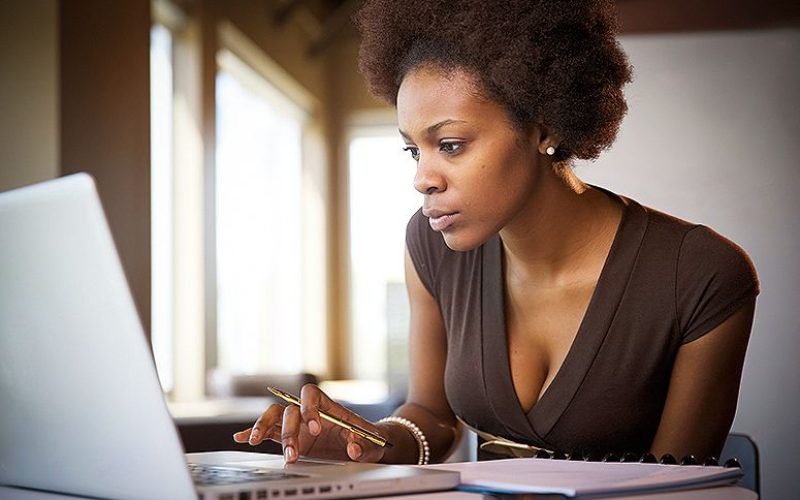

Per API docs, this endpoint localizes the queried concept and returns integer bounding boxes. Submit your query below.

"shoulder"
[406,208,449,268]
[678,224,758,282]
[405,208,486,299]
[673,222,759,343]
[641,204,752,265]
[405,208,451,297]
[614,194,759,343]
[405,208,432,250]
[630,200,756,280]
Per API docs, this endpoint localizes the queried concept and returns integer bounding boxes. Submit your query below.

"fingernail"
[309,420,320,435]
[348,442,362,460]
[284,445,296,462]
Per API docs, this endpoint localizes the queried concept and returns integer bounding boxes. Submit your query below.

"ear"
[528,124,561,156]
[527,124,560,156]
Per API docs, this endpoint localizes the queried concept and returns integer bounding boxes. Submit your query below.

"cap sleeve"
[676,225,760,343]
[405,208,448,298]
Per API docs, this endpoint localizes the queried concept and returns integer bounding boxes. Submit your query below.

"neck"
[499,167,622,288]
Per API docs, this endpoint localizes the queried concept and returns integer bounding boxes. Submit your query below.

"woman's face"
[397,66,545,251]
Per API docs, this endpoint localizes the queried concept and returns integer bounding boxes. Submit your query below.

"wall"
[60,0,152,338]
[0,0,152,338]
[577,29,800,500]
[0,0,59,191]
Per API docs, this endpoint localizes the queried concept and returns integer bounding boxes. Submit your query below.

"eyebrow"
[398,119,467,140]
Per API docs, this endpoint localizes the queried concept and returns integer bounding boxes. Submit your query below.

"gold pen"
[267,386,393,449]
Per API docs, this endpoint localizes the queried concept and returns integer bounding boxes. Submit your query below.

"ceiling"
[273,0,800,57]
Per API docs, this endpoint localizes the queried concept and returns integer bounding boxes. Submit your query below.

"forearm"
[376,402,460,464]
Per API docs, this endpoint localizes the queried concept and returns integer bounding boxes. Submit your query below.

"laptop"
[0,173,459,500]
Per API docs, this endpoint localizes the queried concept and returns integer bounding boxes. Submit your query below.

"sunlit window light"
[348,131,422,388]
[215,55,305,375]
[150,24,174,392]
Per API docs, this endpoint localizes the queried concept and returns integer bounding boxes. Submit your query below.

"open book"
[426,458,743,497]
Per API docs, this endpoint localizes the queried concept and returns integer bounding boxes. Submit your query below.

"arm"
[377,247,461,464]
[650,297,756,460]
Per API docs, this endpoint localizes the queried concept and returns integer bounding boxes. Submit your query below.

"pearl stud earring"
[546,146,556,156]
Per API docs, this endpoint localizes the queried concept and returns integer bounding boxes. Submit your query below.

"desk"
[0,485,759,499]
[372,487,757,499]
[166,397,335,454]
[169,397,283,454]
[169,397,276,424]
[4,401,753,499]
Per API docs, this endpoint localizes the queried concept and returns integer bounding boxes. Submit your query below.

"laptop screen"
[0,174,196,499]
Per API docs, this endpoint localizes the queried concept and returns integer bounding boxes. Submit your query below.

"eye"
[439,141,464,155]
[402,146,420,162]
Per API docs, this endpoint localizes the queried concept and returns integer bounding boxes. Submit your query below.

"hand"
[232,383,387,464]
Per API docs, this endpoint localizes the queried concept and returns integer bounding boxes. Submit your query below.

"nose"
[413,156,446,195]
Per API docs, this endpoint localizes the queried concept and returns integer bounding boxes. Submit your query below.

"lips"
[423,208,459,232]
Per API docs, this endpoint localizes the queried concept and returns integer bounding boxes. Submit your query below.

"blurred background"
[0,1,798,498]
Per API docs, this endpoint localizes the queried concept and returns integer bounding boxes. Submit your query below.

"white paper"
[426,458,742,497]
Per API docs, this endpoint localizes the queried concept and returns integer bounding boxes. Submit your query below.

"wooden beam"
[274,0,310,26]
[307,0,361,58]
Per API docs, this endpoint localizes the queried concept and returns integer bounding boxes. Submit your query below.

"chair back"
[720,432,760,494]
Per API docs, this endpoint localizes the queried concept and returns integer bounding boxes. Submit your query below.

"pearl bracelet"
[377,416,431,465]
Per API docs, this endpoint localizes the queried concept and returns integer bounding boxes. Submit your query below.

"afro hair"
[355,0,633,163]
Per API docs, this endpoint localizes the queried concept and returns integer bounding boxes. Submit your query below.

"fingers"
[233,404,284,446]
[298,383,385,463]
[347,438,362,461]
[300,384,322,437]
[346,430,385,463]
[232,427,252,443]
[281,404,302,463]
[297,383,359,437]
[251,404,285,445]
[232,384,386,464]
[301,383,374,431]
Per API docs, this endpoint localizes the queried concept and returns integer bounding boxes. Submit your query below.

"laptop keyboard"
[188,463,308,486]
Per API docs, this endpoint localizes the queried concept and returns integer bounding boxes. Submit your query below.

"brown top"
[406,188,759,456]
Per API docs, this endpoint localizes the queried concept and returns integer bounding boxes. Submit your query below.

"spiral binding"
[524,449,742,468]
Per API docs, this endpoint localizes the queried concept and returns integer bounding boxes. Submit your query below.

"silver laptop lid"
[0,174,196,499]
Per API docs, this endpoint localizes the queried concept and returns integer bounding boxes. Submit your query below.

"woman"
[234,0,759,465]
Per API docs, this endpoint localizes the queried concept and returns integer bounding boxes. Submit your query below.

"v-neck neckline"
[479,188,649,444]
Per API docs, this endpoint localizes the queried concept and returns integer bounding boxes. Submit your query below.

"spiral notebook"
[426,457,743,497]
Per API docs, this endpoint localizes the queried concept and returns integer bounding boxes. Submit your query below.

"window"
[214,49,307,375]
[150,23,175,392]
[347,127,422,390]
[151,17,325,400]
